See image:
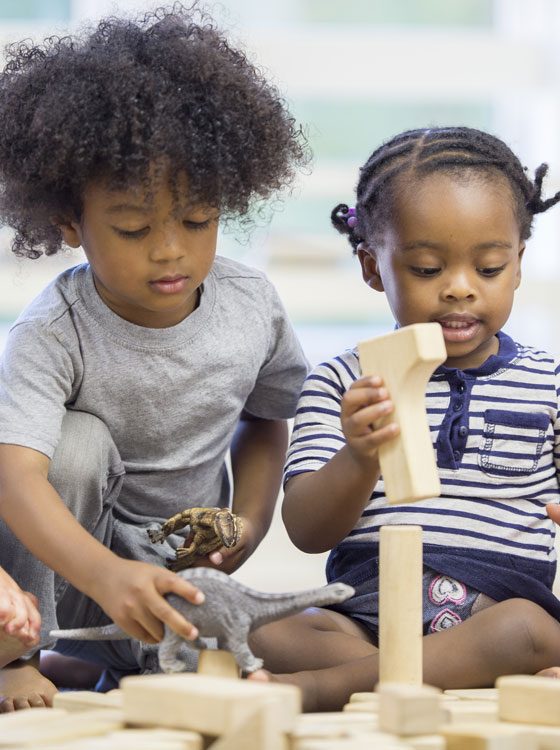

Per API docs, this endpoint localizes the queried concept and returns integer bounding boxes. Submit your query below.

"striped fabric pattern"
[284,334,560,565]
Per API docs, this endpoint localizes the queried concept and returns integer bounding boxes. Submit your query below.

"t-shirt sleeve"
[0,321,77,458]
[283,354,358,486]
[243,281,309,420]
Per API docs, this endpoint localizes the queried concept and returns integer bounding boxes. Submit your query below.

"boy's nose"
[149,230,185,262]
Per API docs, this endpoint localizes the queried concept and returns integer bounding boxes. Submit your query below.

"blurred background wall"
[1,0,560,589]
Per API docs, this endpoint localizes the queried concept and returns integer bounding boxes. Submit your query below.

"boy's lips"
[436,314,481,343]
[149,275,188,294]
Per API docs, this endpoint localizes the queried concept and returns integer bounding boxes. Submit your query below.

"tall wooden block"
[121,673,300,736]
[358,322,445,504]
[379,525,423,685]
[497,675,560,726]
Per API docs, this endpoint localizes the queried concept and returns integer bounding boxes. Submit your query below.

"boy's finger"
[159,573,205,606]
[154,599,199,641]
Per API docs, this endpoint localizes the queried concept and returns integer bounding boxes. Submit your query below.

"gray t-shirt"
[0,257,308,522]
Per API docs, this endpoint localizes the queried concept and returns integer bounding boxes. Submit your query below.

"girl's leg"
[252,598,560,712]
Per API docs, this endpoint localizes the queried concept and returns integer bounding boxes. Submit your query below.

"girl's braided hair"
[0,3,309,258]
[331,127,560,252]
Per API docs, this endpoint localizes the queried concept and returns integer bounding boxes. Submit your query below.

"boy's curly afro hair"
[0,3,309,258]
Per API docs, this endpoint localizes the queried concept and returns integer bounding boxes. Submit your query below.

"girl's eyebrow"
[401,240,513,252]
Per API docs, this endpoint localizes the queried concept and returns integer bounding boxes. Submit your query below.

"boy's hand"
[0,568,41,648]
[90,558,204,644]
[341,375,399,467]
[546,503,560,526]
[204,515,256,574]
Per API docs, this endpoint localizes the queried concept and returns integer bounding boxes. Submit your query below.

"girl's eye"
[410,266,440,277]
[183,219,211,231]
[113,227,149,239]
[478,265,505,277]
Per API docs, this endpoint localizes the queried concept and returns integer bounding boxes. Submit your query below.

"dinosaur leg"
[221,629,263,674]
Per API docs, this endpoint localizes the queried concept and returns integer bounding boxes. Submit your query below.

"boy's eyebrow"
[105,203,149,215]
[401,240,513,251]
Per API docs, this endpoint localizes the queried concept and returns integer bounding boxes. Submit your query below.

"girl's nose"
[442,272,476,301]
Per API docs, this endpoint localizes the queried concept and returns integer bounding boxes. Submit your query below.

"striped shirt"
[284,331,560,617]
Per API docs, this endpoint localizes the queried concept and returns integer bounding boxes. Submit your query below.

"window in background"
[0,0,70,20]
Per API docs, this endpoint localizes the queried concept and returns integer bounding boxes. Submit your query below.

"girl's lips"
[149,276,188,294]
[437,317,481,343]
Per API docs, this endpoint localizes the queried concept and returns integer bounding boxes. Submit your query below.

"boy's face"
[358,172,524,370]
[59,175,219,328]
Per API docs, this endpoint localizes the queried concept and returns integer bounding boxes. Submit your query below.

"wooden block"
[358,323,446,504]
[122,673,300,736]
[342,701,377,713]
[53,689,122,712]
[502,721,560,749]
[34,728,202,750]
[441,722,538,750]
[0,708,123,747]
[294,736,410,749]
[445,689,498,702]
[379,526,423,685]
[293,712,378,738]
[497,675,560,726]
[0,707,68,729]
[404,736,446,750]
[197,648,239,679]
[444,700,499,724]
[211,699,288,750]
[377,683,444,736]
[349,691,380,705]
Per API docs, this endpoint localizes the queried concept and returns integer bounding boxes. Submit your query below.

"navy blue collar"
[433,331,518,379]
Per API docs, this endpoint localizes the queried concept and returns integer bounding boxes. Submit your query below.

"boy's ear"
[53,217,82,249]
[357,244,384,292]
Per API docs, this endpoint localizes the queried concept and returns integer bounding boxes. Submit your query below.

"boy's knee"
[496,598,560,659]
[48,411,123,518]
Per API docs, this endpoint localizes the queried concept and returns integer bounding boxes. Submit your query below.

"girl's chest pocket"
[478,409,550,477]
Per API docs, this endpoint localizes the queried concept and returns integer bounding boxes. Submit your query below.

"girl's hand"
[0,567,41,648]
[204,515,256,574]
[341,375,399,467]
[90,558,204,644]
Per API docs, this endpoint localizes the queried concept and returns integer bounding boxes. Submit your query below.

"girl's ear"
[53,217,82,249]
[515,242,525,290]
[357,244,384,292]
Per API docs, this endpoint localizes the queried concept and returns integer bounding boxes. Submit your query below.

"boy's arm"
[207,413,288,573]
[0,444,203,643]
[283,376,399,554]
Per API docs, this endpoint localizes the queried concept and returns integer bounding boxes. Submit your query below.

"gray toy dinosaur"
[49,567,354,674]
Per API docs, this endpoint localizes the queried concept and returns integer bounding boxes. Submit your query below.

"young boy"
[0,6,308,709]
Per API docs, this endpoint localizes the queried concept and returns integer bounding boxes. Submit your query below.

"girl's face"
[58,175,219,328]
[358,172,524,370]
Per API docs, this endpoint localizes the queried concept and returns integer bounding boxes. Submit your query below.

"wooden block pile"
[2,672,560,748]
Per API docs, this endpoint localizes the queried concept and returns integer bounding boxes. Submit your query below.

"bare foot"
[0,656,57,711]
[537,666,560,678]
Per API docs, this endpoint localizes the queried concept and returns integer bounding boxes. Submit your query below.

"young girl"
[0,5,308,710]
[249,126,560,711]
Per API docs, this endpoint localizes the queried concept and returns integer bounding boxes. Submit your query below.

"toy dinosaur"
[49,568,354,674]
[148,507,241,571]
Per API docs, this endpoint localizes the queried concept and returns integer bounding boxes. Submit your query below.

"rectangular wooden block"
[53,689,122,712]
[445,689,498,702]
[377,682,444,736]
[444,700,499,724]
[497,675,560,726]
[121,673,301,736]
[0,708,123,747]
[442,722,538,750]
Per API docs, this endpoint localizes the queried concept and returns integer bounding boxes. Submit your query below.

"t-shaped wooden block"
[358,323,446,504]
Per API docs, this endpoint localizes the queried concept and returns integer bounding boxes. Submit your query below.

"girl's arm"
[0,444,203,643]
[283,376,399,553]
[209,414,288,573]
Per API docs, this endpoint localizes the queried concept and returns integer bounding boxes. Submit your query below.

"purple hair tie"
[338,205,357,229]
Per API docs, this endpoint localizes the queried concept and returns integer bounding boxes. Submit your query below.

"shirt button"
[453,450,461,461]
[458,383,465,393]
[458,426,468,437]
[453,401,463,411]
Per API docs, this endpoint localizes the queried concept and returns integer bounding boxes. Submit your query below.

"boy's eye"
[478,265,506,277]
[410,266,440,277]
[183,219,211,231]
[113,227,149,239]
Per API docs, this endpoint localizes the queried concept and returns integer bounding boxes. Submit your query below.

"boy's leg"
[0,410,124,710]
[252,598,560,712]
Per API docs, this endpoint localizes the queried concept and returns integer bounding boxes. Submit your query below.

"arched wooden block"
[358,323,446,504]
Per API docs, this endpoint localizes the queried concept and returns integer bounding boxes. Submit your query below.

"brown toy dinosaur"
[148,507,242,571]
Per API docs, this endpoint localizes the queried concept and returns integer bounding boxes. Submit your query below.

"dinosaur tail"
[49,623,128,641]
[254,582,355,627]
